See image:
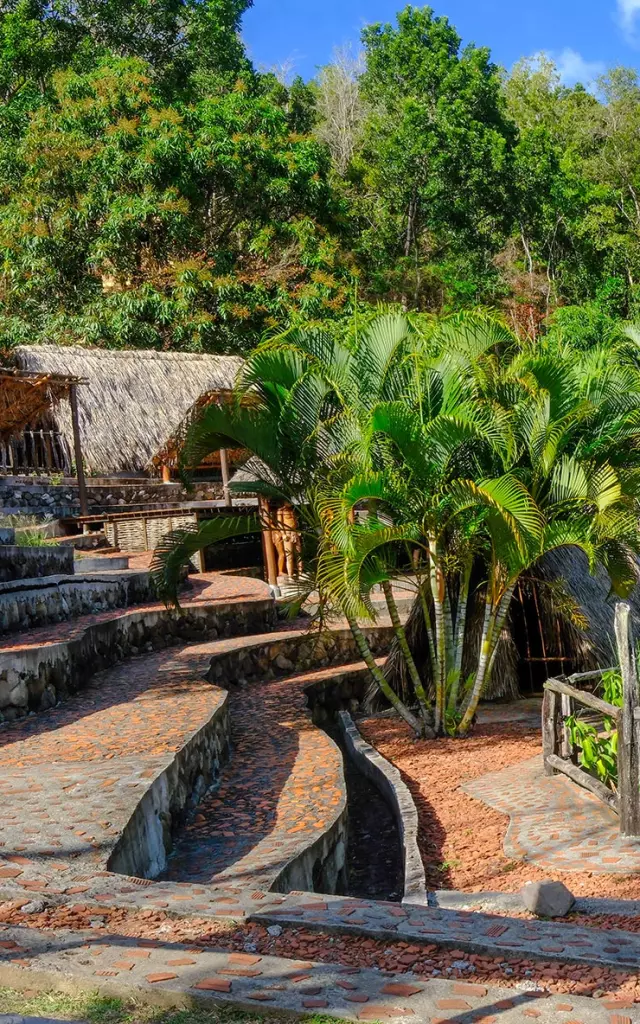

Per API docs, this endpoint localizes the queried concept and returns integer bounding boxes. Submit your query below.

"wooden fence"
[542,602,640,837]
[0,429,72,475]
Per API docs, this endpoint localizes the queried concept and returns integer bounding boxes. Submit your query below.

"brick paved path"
[163,660,346,888]
[0,642,228,881]
[0,623,345,893]
[2,923,638,1022]
[464,755,640,874]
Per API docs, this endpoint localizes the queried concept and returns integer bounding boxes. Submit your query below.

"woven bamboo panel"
[114,519,148,551]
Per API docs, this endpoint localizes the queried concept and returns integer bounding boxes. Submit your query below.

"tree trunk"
[457,591,496,736]
[447,559,472,713]
[429,534,447,735]
[382,580,433,727]
[347,614,423,736]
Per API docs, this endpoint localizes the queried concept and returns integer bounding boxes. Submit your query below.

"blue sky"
[242,0,640,86]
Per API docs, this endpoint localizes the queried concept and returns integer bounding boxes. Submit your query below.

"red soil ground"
[358,717,640,901]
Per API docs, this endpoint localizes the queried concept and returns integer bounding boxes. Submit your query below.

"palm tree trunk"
[417,581,438,684]
[428,533,447,735]
[483,583,516,691]
[346,614,423,737]
[457,590,496,736]
[382,580,432,725]
[447,558,472,713]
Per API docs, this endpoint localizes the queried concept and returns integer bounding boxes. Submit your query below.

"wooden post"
[69,383,88,517]
[258,496,278,590]
[615,603,640,837]
[542,686,561,776]
[161,464,171,484]
[561,692,574,762]
[219,448,232,507]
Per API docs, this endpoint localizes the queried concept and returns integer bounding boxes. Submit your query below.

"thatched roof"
[0,368,83,441]
[150,388,249,471]
[541,546,640,665]
[13,347,243,475]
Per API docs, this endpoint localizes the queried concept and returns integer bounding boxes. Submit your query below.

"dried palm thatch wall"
[13,347,243,476]
[384,546,640,703]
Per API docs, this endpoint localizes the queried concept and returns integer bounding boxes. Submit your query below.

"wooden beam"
[259,496,278,590]
[69,383,89,517]
[546,754,619,813]
[615,603,640,837]
[544,677,620,720]
[542,688,561,776]
[220,447,232,507]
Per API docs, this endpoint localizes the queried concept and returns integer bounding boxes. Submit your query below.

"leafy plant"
[564,669,623,789]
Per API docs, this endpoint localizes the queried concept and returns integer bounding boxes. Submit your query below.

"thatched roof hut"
[13,346,243,476]
[384,546,640,703]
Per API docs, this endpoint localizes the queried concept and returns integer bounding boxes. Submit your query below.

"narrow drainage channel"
[325,725,404,903]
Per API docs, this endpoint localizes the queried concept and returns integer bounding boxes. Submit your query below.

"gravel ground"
[358,716,640,901]
[1,899,639,1003]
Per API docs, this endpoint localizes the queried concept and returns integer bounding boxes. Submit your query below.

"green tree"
[0,56,354,352]
[349,5,516,310]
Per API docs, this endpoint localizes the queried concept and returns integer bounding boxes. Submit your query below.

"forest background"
[1,0,639,353]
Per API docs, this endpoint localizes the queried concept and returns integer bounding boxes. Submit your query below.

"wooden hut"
[11,346,243,478]
[0,367,85,475]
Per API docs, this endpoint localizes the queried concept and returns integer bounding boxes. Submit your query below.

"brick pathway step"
[162,658,360,889]
[463,756,640,874]
[0,630,350,893]
[2,924,637,1022]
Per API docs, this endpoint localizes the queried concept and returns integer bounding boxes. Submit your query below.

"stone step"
[0,1018,84,1024]
[73,554,131,572]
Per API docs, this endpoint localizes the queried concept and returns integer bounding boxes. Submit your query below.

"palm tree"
[152,311,640,738]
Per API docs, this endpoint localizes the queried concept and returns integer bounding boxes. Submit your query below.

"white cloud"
[617,0,640,41]
[555,47,605,87]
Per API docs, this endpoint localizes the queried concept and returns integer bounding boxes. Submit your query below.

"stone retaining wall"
[207,626,393,689]
[0,477,223,517]
[0,570,153,634]
[272,797,348,895]
[0,544,74,582]
[0,597,277,722]
[109,694,231,879]
[338,710,427,906]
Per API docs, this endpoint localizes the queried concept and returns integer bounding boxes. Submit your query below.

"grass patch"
[0,988,342,1024]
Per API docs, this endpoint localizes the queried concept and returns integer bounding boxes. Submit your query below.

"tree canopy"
[5,2,640,351]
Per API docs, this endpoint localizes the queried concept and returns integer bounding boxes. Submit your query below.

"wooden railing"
[0,429,72,475]
[542,603,640,837]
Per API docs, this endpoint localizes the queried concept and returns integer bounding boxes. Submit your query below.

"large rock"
[520,880,575,917]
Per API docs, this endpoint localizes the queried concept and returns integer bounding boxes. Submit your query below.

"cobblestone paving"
[0,622,345,893]
[3,580,640,1016]
[2,924,638,1022]
[0,642,227,879]
[163,660,347,888]
[0,572,271,653]
[463,756,640,874]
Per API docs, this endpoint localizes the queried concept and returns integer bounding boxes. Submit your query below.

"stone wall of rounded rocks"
[207,626,392,691]
[0,598,277,722]
[0,477,223,517]
[0,570,154,634]
[0,543,74,582]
